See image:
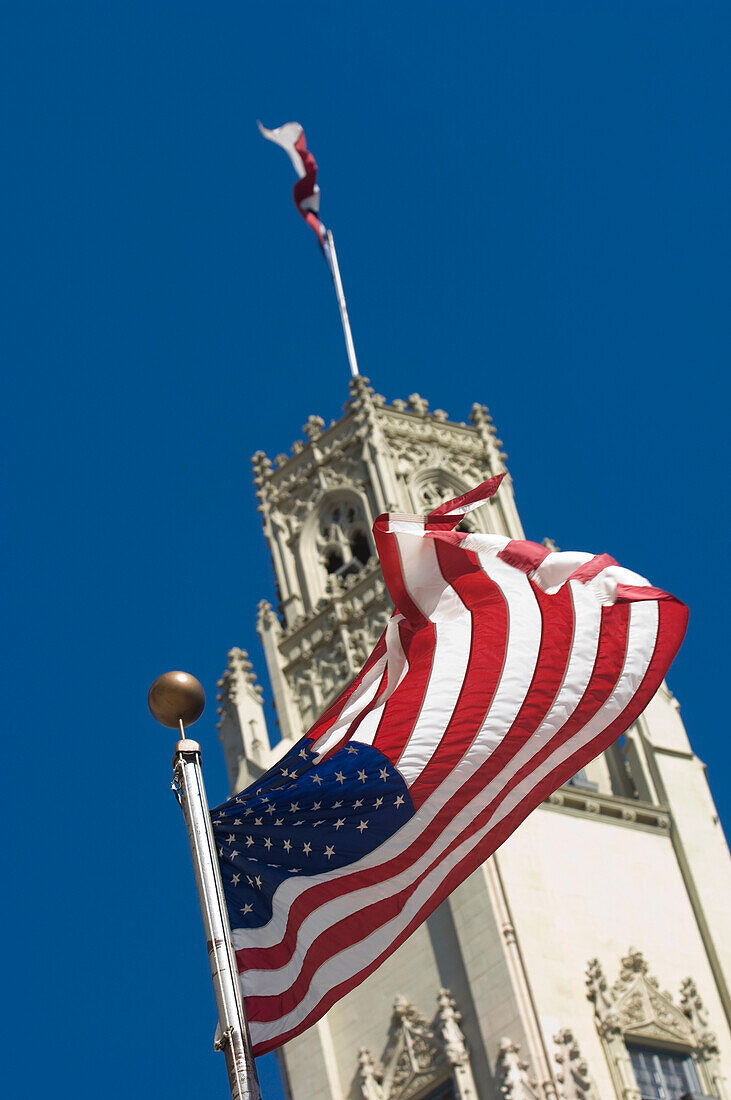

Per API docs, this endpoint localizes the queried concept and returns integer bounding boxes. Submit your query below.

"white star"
[254,817,263,826]
[235,797,244,804]
[346,745,358,755]
[379,767,390,781]
[265,804,276,815]
[264,837,273,850]
[226,834,236,844]
[335,771,346,784]
[324,845,335,860]
[334,818,345,831]
[260,795,269,802]
[241,903,253,915]
[313,820,325,828]
[299,748,308,759]
[333,800,343,809]
[357,769,367,783]
[313,801,322,811]
[274,818,284,827]
[254,875,262,888]
[244,807,253,816]
[233,819,242,825]
[232,873,240,886]
[312,774,323,786]
[374,797,383,809]
[292,819,304,827]
[230,850,239,859]
[303,842,312,855]
[394,795,405,807]
[356,820,369,833]
[281,768,289,777]
[245,836,254,847]
[290,802,299,813]
[218,847,224,857]
[354,799,364,809]
[289,772,297,779]
[283,839,292,853]
[246,875,254,887]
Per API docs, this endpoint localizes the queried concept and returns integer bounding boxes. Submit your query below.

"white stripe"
[352,618,411,747]
[311,652,389,758]
[391,526,472,780]
[247,601,658,1045]
[584,564,651,606]
[257,121,307,178]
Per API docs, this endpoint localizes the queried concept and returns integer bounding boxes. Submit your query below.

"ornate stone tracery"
[586,949,728,1100]
[552,1029,595,1100]
[496,1038,541,1100]
[358,991,477,1100]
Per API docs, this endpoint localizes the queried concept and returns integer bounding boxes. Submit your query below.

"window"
[317,499,372,584]
[628,1044,702,1100]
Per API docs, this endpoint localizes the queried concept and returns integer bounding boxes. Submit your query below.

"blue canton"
[212,740,415,929]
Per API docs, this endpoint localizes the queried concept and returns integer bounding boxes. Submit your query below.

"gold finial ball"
[147,671,206,729]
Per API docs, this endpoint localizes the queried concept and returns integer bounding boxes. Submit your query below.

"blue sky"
[3,4,729,1097]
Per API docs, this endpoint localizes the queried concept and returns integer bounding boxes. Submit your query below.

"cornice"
[543,786,671,834]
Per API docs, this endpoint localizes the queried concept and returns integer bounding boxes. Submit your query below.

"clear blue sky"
[3,4,729,1097]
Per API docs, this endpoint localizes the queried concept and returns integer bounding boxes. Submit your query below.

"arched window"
[316,497,372,586]
[411,472,482,532]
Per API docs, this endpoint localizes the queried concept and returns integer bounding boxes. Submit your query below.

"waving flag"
[212,476,687,1056]
[258,121,330,256]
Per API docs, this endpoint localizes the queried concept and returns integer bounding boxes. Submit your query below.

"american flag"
[212,475,687,1056]
[257,121,331,262]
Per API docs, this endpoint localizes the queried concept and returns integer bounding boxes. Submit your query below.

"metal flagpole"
[148,671,262,1100]
[326,229,360,378]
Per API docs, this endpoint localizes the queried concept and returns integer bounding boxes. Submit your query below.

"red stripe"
[373,516,426,624]
[307,634,388,751]
[498,540,551,574]
[407,539,508,807]
[373,618,437,763]
[427,473,506,523]
[320,646,396,762]
[568,553,618,584]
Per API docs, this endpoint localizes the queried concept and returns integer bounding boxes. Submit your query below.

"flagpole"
[148,672,262,1100]
[326,229,360,378]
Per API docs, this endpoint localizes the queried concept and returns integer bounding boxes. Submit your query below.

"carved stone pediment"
[359,991,476,1100]
[586,949,728,1100]
[373,996,447,1100]
[605,949,694,1048]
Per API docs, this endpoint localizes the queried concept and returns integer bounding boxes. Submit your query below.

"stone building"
[217,377,731,1100]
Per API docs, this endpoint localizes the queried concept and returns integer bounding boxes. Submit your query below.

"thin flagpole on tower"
[148,672,262,1100]
[257,120,361,381]
[326,229,359,378]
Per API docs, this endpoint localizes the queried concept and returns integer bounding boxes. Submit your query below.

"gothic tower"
[217,378,731,1100]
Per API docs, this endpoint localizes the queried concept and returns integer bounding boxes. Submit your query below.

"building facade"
[217,377,731,1100]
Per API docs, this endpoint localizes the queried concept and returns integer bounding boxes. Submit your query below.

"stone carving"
[679,977,728,1100]
[358,991,477,1100]
[407,393,429,416]
[587,950,728,1100]
[553,1029,595,1100]
[303,414,325,440]
[251,449,272,486]
[496,1038,540,1100]
[587,949,693,1046]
